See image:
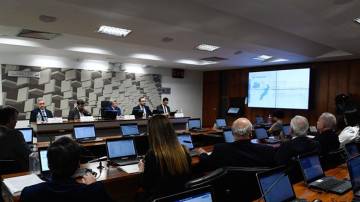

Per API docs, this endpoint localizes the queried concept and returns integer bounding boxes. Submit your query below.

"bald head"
[232,118,253,139]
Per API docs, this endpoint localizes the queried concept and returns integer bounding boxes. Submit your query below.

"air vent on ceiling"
[200,56,228,62]
[17,29,60,40]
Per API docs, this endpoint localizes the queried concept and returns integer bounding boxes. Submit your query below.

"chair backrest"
[185,168,227,189]
[320,148,347,170]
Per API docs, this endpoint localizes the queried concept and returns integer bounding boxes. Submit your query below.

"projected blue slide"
[248,68,310,109]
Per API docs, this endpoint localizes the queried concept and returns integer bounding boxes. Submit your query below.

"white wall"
[0,53,203,118]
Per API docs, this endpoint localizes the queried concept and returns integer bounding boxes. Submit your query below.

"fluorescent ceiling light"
[0,37,40,47]
[354,17,360,24]
[131,53,163,61]
[123,63,146,74]
[67,47,112,55]
[253,55,273,61]
[97,25,132,37]
[270,58,289,63]
[79,60,109,71]
[31,56,65,68]
[175,59,218,66]
[196,44,220,52]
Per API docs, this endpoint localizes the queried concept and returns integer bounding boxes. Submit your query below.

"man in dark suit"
[195,118,277,171]
[68,99,92,121]
[132,97,152,119]
[105,100,121,116]
[29,98,53,122]
[314,112,340,156]
[20,137,112,202]
[156,97,171,115]
[275,115,320,165]
[0,107,31,174]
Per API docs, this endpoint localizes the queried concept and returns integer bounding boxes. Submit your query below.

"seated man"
[275,115,320,165]
[314,112,340,156]
[132,97,152,119]
[105,100,121,116]
[156,97,171,115]
[195,118,277,171]
[68,99,91,121]
[267,110,284,136]
[0,106,31,174]
[29,98,53,122]
[20,137,112,202]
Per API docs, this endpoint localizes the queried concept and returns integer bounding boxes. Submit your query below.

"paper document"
[119,164,141,173]
[3,174,44,195]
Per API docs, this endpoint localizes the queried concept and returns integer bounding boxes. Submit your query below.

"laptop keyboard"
[318,178,344,190]
[115,159,139,166]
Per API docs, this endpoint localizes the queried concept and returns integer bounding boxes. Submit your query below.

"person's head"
[272,110,284,121]
[162,97,169,106]
[111,100,118,108]
[0,106,19,129]
[317,112,337,133]
[139,97,146,106]
[147,115,189,175]
[232,118,253,141]
[47,137,81,179]
[37,98,46,110]
[76,99,86,112]
[290,115,309,137]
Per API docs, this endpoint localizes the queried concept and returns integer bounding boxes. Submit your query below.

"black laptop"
[282,124,292,137]
[345,142,360,159]
[153,186,215,202]
[177,133,197,156]
[215,118,227,129]
[257,167,307,202]
[255,128,280,144]
[298,153,351,194]
[73,124,99,142]
[188,118,206,132]
[223,128,235,143]
[347,155,360,202]
[120,123,141,136]
[17,128,34,144]
[106,138,140,166]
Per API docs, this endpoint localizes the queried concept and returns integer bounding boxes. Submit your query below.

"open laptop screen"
[255,128,268,140]
[18,128,33,143]
[258,171,295,202]
[282,125,291,136]
[348,155,360,192]
[255,116,264,124]
[177,134,194,150]
[227,108,239,114]
[215,119,226,128]
[299,155,324,183]
[107,139,136,159]
[153,186,214,202]
[120,124,140,136]
[188,119,201,129]
[39,149,49,172]
[223,130,235,143]
[74,125,96,140]
[174,192,213,202]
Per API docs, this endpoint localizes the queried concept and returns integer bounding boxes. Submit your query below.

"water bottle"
[36,112,42,123]
[267,114,272,124]
[29,147,40,174]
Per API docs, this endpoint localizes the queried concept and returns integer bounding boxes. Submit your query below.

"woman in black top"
[139,115,191,201]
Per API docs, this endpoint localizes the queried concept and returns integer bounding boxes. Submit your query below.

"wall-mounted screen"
[248,68,310,109]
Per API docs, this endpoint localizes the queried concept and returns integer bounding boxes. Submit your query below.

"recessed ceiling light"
[175,59,218,65]
[253,55,273,61]
[97,25,132,37]
[354,17,360,24]
[270,58,289,63]
[67,47,112,55]
[123,63,146,74]
[131,53,163,61]
[196,44,220,52]
[0,37,40,47]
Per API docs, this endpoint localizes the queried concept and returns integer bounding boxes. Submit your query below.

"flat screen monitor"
[248,68,310,109]
[177,134,194,150]
[106,139,136,159]
[223,129,235,143]
[227,107,240,114]
[120,124,140,136]
[255,128,268,140]
[188,119,201,129]
[73,124,96,140]
[215,118,227,128]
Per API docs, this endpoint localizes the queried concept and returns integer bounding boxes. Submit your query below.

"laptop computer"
[298,153,351,194]
[257,167,307,202]
[345,142,359,159]
[223,128,235,143]
[347,155,360,202]
[188,118,206,132]
[282,125,291,137]
[153,185,215,202]
[73,124,99,142]
[255,116,265,125]
[120,123,140,136]
[17,128,33,144]
[106,138,139,166]
[215,118,227,129]
[227,107,240,114]
[255,128,280,144]
[177,133,197,156]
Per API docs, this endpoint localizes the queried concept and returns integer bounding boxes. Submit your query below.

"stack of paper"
[3,174,44,195]
[119,164,141,174]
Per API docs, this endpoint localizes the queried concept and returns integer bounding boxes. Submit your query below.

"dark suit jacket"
[314,129,340,156]
[156,105,171,114]
[29,108,53,122]
[0,126,31,174]
[275,136,320,165]
[20,178,112,202]
[132,105,152,119]
[68,108,91,121]
[198,139,277,171]
[104,106,121,116]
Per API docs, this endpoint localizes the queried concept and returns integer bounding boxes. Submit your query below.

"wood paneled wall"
[202,60,360,127]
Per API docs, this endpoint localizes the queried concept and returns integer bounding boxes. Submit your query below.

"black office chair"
[320,148,347,170]
[185,167,227,189]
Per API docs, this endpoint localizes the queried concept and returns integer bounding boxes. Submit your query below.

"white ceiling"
[0,0,359,70]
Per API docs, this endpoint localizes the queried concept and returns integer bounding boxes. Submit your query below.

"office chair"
[320,148,347,170]
[185,167,227,189]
